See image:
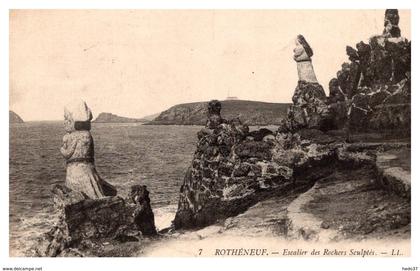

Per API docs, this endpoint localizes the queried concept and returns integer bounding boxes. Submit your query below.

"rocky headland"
[32,9,410,257]
[9,110,24,123]
[94,112,149,123]
[146,100,291,126]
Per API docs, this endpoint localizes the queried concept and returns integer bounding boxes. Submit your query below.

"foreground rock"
[143,145,410,256]
[287,164,410,242]
[376,147,411,198]
[34,184,156,257]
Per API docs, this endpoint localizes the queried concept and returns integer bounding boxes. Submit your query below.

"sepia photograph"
[5,5,416,268]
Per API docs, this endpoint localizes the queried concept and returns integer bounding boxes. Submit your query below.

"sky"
[9,9,411,121]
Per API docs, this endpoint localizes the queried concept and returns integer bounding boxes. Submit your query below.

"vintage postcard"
[5,7,415,269]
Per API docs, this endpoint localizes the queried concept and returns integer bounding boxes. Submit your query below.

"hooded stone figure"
[206,100,226,129]
[60,99,117,198]
[293,34,318,83]
[383,9,401,38]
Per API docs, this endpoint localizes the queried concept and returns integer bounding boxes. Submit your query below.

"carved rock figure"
[206,100,226,129]
[131,185,157,236]
[60,99,116,199]
[325,9,410,134]
[383,9,401,38]
[293,34,318,83]
[287,35,329,130]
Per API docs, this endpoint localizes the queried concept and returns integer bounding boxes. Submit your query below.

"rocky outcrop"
[284,10,410,135]
[93,112,148,123]
[326,9,410,134]
[173,99,411,232]
[35,184,156,257]
[146,100,291,126]
[9,110,24,123]
[286,163,410,242]
[288,81,330,131]
[173,101,338,229]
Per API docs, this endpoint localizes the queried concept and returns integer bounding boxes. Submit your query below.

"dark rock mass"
[9,110,24,123]
[173,100,338,229]
[35,184,156,257]
[287,81,330,131]
[130,185,157,236]
[326,9,410,135]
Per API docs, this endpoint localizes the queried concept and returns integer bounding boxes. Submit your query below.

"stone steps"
[376,149,411,198]
[285,182,341,242]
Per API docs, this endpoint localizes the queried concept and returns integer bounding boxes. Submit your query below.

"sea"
[9,122,203,256]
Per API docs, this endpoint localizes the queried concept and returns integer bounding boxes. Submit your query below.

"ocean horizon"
[9,122,203,256]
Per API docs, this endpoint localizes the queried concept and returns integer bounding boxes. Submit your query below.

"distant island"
[146,100,291,126]
[93,112,149,123]
[9,111,24,123]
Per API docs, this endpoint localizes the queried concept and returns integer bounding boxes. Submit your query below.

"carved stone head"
[384,9,399,27]
[294,34,313,62]
[130,185,151,205]
[64,99,93,132]
[383,9,401,38]
[208,100,222,116]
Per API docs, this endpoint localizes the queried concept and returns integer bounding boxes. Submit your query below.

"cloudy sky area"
[10,10,410,121]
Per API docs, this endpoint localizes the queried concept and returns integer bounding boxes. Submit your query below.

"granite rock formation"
[326,9,410,134]
[173,101,337,229]
[285,10,410,135]
[173,10,411,230]
[35,184,156,257]
[173,101,411,236]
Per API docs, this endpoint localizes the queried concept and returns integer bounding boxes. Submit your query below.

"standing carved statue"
[383,9,401,38]
[206,100,226,129]
[131,185,157,236]
[60,99,117,198]
[287,34,329,131]
[293,34,318,83]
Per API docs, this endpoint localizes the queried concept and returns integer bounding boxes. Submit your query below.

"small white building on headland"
[226,96,239,100]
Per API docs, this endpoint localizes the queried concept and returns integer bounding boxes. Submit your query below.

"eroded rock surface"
[174,100,340,230]
[326,9,410,134]
[34,184,157,257]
